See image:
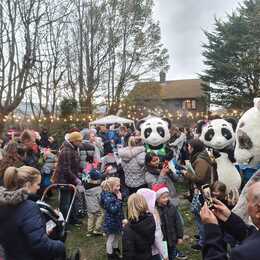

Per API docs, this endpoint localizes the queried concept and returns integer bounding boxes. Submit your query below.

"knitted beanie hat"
[69,132,83,143]
[152,183,169,199]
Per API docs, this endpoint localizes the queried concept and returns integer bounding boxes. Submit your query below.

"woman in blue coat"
[0,166,65,260]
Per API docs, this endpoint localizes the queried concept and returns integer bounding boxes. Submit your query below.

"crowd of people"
[0,121,259,260]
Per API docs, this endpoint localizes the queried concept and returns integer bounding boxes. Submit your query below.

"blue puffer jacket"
[0,187,65,260]
[100,191,124,234]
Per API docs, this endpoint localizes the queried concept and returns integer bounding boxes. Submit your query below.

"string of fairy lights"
[0,102,244,124]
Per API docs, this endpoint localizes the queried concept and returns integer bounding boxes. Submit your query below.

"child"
[210,181,239,209]
[122,193,156,260]
[137,188,168,260]
[100,177,124,260]
[83,152,103,187]
[101,142,119,178]
[153,184,184,260]
[210,181,238,248]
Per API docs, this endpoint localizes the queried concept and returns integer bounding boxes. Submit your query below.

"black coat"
[0,187,65,260]
[122,213,155,260]
[157,202,183,248]
[203,213,260,260]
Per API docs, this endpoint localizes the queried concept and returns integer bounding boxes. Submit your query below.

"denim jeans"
[194,211,205,246]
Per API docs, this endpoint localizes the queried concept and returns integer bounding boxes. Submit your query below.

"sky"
[153,0,241,80]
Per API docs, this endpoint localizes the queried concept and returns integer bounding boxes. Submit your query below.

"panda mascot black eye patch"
[205,129,215,141]
[157,127,165,138]
[221,128,232,140]
[144,128,152,139]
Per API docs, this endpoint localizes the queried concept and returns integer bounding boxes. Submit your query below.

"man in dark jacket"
[201,181,260,260]
[55,131,83,225]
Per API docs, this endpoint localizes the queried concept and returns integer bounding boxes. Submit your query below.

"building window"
[182,99,196,110]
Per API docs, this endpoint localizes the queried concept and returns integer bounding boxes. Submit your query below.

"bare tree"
[28,0,73,119]
[0,0,46,133]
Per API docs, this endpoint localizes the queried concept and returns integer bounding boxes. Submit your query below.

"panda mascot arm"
[198,118,241,196]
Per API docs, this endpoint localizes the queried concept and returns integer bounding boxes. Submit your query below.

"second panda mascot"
[197,118,242,196]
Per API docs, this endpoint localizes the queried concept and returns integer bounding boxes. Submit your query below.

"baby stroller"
[37,184,80,260]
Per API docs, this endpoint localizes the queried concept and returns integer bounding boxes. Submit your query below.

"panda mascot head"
[235,98,260,166]
[232,98,260,224]
[197,116,241,199]
[198,117,237,151]
[137,116,171,149]
[136,116,173,161]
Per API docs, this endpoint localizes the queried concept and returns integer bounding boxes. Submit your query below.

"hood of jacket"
[0,187,28,207]
[191,150,213,165]
[118,146,145,162]
[129,213,155,241]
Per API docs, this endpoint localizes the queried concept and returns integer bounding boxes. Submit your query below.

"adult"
[0,142,24,186]
[201,181,260,260]
[39,128,50,148]
[183,139,217,250]
[0,166,65,260]
[54,131,83,225]
[79,132,96,170]
[145,152,179,206]
[20,130,40,169]
[118,136,146,195]
[88,129,103,161]
[118,126,131,147]
[98,125,109,143]
[169,128,186,161]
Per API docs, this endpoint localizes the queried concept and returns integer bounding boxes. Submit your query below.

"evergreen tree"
[201,0,260,109]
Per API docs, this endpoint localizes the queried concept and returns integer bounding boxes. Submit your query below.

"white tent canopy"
[89,115,134,126]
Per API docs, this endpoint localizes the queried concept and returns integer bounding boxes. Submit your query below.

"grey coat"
[118,146,146,188]
[85,186,102,213]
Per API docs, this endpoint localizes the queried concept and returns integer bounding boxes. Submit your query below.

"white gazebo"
[89,115,134,126]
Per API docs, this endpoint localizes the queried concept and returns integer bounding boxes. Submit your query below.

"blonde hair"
[128,136,137,147]
[128,193,149,222]
[101,177,120,192]
[4,166,40,191]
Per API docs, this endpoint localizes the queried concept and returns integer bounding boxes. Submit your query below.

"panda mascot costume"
[136,116,173,162]
[197,117,242,196]
[232,98,260,224]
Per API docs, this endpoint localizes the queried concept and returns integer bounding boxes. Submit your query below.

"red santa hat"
[152,183,169,199]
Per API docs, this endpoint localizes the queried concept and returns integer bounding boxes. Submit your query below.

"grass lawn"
[66,183,202,260]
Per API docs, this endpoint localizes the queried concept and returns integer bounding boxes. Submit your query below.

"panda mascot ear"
[225,118,237,132]
[162,118,172,129]
[196,120,207,135]
[136,119,146,132]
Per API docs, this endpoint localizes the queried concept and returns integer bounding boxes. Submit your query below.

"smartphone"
[201,184,214,209]
[163,160,169,169]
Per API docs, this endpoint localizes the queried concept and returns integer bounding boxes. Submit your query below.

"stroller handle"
[41,184,77,224]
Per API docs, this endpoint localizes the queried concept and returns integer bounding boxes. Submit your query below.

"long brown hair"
[0,142,23,179]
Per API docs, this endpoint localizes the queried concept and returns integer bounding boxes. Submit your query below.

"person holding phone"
[200,181,260,260]
[182,139,217,251]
